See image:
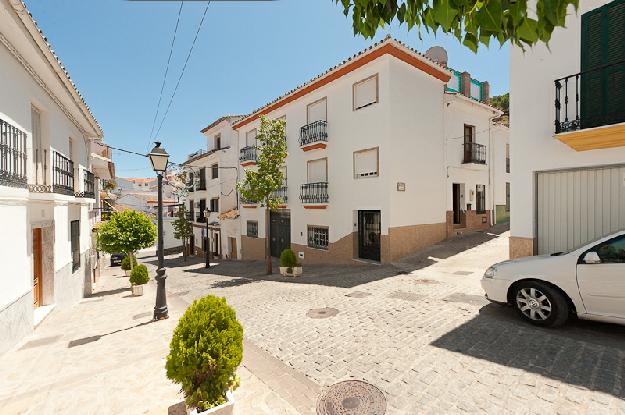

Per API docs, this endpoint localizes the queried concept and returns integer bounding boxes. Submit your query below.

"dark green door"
[270,210,290,258]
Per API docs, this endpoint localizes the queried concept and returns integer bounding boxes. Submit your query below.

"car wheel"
[512,281,568,327]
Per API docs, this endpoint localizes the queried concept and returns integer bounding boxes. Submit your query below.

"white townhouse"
[232,36,509,264]
[0,0,113,354]
[183,116,243,260]
[510,0,625,258]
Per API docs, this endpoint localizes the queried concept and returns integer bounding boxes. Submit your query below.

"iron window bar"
[0,118,28,188]
[239,146,257,163]
[76,170,95,198]
[299,120,328,147]
[271,185,288,203]
[52,150,74,196]
[462,142,487,164]
[300,182,329,204]
[307,226,329,250]
[554,60,625,134]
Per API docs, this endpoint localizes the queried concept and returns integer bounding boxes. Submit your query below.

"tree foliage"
[490,92,509,113]
[173,205,193,261]
[334,0,579,52]
[237,116,288,209]
[129,264,149,285]
[97,210,156,258]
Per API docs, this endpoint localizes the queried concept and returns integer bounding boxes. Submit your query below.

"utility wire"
[153,1,211,139]
[148,1,185,147]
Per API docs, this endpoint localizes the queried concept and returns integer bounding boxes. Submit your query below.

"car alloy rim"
[516,288,552,321]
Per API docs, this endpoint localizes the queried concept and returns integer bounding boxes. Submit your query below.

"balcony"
[76,170,95,198]
[555,61,625,151]
[239,146,257,166]
[240,195,258,207]
[271,186,288,204]
[462,143,486,165]
[52,151,74,196]
[300,182,328,208]
[299,120,328,151]
[0,118,28,188]
[196,214,206,223]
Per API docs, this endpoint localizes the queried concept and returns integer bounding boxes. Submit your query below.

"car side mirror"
[583,251,601,264]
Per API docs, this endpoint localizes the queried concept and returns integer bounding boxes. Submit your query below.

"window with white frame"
[307,226,329,249]
[353,74,378,110]
[247,221,258,238]
[246,129,257,147]
[211,163,218,179]
[476,184,486,213]
[353,147,379,178]
[214,133,221,150]
[307,158,327,183]
[307,98,326,123]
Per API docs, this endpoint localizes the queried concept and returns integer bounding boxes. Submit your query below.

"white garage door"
[536,165,625,254]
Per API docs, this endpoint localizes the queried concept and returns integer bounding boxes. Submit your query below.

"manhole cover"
[453,270,473,276]
[388,291,423,302]
[413,279,439,285]
[345,291,371,298]
[307,307,339,319]
[316,380,386,415]
[443,293,489,307]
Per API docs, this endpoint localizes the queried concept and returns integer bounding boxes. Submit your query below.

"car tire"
[512,281,569,327]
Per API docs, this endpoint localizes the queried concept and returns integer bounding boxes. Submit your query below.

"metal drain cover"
[316,380,386,415]
[345,291,371,298]
[453,270,473,276]
[388,291,423,302]
[307,307,339,319]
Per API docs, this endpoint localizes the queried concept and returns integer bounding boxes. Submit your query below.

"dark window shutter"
[581,0,625,129]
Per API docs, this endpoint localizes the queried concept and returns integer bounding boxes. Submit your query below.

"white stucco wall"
[492,125,510,207]
[510,0,625,239]
[0,199,30,309]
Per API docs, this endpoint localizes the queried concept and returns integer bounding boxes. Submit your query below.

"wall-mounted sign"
[396,182,406,192]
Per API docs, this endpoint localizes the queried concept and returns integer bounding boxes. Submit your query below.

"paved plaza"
[3,226,625,414]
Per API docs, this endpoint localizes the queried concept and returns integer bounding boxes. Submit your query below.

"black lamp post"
[204,208,211,268]
[148,142,169,320]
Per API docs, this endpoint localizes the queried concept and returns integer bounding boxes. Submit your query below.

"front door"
[452,184,461,224]
[577,234,625,318]
[229,237,237,259]
[358,210,381,261]
[33,228,42,307]
[270,210,291,258]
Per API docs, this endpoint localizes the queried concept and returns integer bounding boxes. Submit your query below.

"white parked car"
[482,230,625,327]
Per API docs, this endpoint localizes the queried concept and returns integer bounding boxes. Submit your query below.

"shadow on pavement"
[431,303,625,398]
[67,319,156,348]
[88,287,130,298]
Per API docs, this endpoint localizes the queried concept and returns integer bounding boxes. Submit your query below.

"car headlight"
[483,266,498,279]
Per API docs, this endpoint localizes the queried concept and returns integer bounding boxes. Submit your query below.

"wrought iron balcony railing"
[299,120,328,147]
[52,150,74,196]
[79,170,95,198]
[271,186,288,203]
[462,143,486,165]
[300,182,329,204]
[555,60,625,134]
[0,118,28,188]
[239,146,257,163]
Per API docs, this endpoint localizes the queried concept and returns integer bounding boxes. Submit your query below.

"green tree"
[237,116,288,274]
[490,93,509,113]
[173,205,193,262]
[334,0,578,52]
[97,210,157,270]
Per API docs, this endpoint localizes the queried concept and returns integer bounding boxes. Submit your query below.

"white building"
[231,37,509,264]
[510,0,625,258]
[0,0,112,354]
[183,116,243,260]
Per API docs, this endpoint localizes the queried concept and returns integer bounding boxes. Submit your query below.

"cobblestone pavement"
[160,227,625,414]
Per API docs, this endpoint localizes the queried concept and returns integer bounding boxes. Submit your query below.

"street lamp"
[204,207,211,268]
[148,142,169,320]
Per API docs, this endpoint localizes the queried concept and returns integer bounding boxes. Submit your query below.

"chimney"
[424,46,448,68]
[481,81,490,104]
[461,72,471,98]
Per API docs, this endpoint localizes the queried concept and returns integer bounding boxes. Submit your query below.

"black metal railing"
[555,61,625,134]
[52,150,74,195]
[300,182,329,204]
[299,120,328,147]
[271,186,288,203]
[239,146,257,163]
[462,143,486,164]
[82,170,95,198]
[506,157,510,173]
[0,118,28,188]
[196,214,206,223]
[240,195,258,205]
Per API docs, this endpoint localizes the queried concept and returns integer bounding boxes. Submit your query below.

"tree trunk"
[265,207,272,275]
[182,238,187,262]
[128,251,134,271]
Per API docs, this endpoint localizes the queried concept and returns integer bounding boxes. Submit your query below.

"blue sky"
[25,0,509,178]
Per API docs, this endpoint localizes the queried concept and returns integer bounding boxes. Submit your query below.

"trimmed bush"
[121,255,137,271]
[166,295,243,412]
[280,248,297,268]
[129,264,149,285]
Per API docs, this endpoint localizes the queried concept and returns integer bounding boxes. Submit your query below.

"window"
[594,236,625,263]
[307,226,329,250]
[505,144,510,173]
[215,134,221,150]
[353,74,378,110]
[31,106,44,185]
[198,168,206,190]
[505,182,510,212]
[307,158,327,183]
[199,199,206,221]
[247,221,258,238]
[211,163,218,179]
[210,198,219,213]
[464,125,475,144]
[354,147,379,178]
[246,129,257,147]
[476,184,486,213]
[189,200,194,220]
[71,220,80,272]
[307,98,327,123]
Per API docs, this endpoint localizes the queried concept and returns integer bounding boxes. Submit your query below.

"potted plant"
[129,264,149,296]
[121,255,137,276]
[166,295,243,415]
[279,249,302,277]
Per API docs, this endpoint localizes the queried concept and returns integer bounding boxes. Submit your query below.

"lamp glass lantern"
[148,142,169,173]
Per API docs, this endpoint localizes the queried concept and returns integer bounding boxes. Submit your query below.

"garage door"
[536,165,625,254]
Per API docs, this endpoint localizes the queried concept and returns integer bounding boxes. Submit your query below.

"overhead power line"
[153,1,211,139]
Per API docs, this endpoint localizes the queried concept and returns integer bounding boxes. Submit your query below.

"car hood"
[491,254,574,279]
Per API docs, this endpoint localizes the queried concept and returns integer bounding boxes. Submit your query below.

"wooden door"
[33,228,42,307]
[229,237,237,259]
